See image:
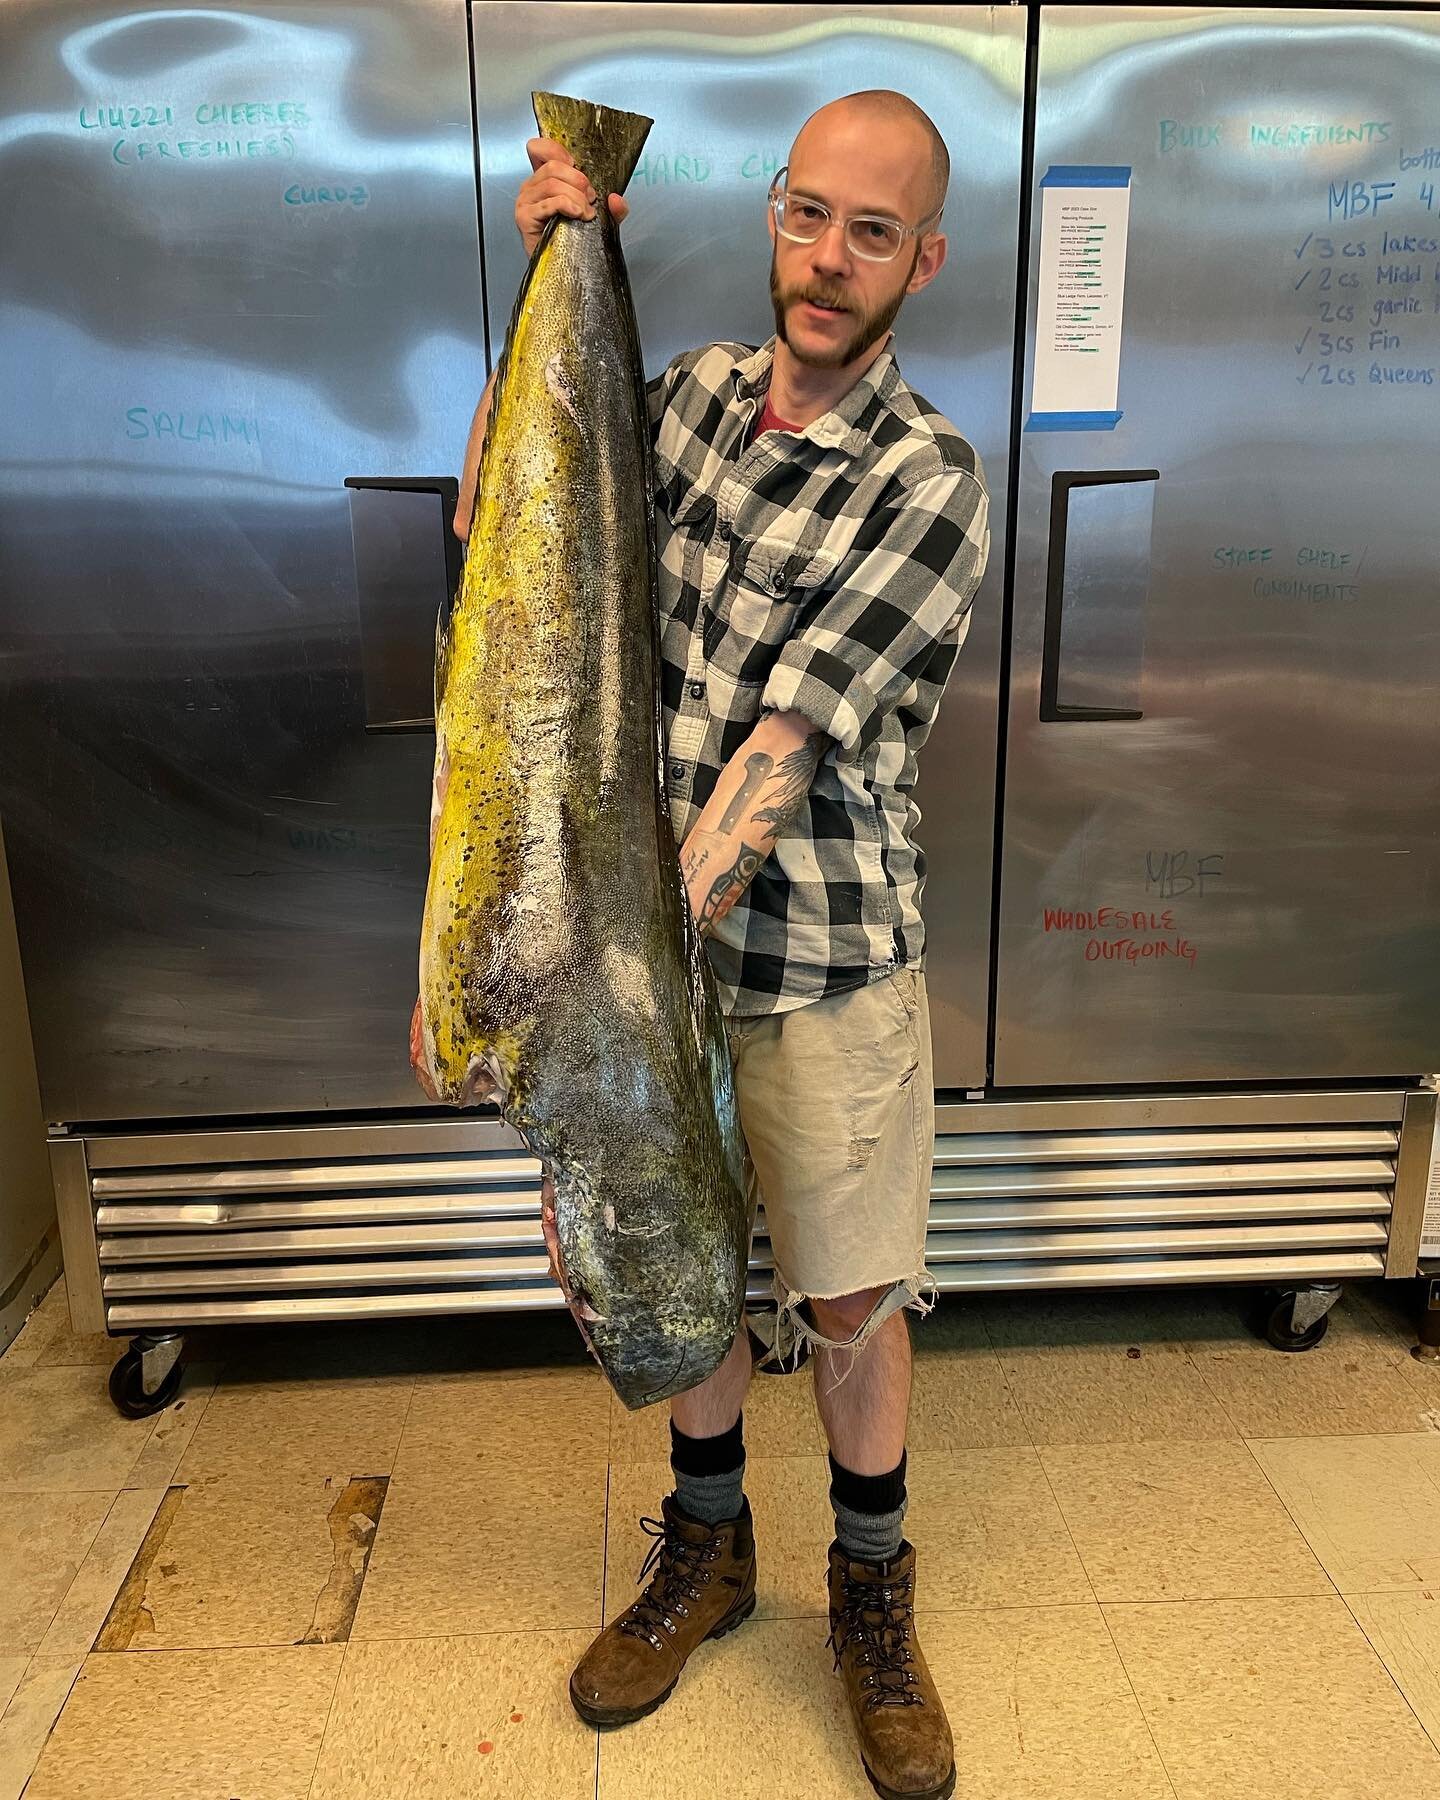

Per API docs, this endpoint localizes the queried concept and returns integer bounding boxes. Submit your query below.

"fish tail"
[531,91,652,198]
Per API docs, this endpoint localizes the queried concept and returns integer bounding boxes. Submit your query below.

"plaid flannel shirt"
[647,336,990,1017]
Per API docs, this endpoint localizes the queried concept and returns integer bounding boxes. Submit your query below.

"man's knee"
[809,1286,889,1340]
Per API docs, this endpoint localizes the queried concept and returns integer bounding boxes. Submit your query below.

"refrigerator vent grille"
[73,1101,1403,1331]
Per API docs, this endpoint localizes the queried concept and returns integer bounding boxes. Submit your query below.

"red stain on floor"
[510,1712,524,1723]
[477,1741,494,1754]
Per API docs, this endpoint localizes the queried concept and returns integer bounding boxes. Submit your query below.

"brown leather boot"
[569,1494,757,1727]
[827,1539,955,1800]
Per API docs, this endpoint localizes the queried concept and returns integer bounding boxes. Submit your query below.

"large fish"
[414,92,750,1409]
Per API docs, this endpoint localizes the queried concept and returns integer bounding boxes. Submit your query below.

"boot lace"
[617,1515,720,1650]
[828,1566,925,1711]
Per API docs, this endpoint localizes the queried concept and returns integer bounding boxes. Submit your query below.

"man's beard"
[769,244,918,369]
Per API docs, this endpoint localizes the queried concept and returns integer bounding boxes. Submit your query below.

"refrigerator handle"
[344,476,462,732]
[1041,468,1159,723]
[345,475,463,597]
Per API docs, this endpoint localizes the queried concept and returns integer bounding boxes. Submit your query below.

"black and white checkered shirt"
[647,336,990,1017]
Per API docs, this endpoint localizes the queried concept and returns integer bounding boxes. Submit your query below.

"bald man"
[453,92,989,1800]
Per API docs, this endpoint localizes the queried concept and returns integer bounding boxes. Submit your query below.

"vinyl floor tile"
[0,1491,115,1655]
[987,1344,1237,1447]
[0,1367,157,1494]
[1105,1595,1440,1799]
[1039,1439,1329,1602]
[906,1449,1092,1609]
[34,1487,168,1663]
[0,1279,69,1369]
[909,1303,1030,1451]
[1347,1589,1440,1753]
[1345,1280,1429,1365]
[595,1614,869,1800]
[19,1644,342,1800]
[607,1358,825,1462]
[309,1630,597,1799]
[94,1473,386,1651]
[0,1658,82,1800]
[0,1656,28,1718]
[7,1281,119,1375]
[34,1329,121,1370]
[605,1455,834,1623]
[916,1604,1176,1799]
[122,1363,222,1489]
[352,1458,608,1639]
[397,1364,612,1477]
[173,1377,411,1484]
[1249,1432,1440,1590]
[1191,1329,1436,1439]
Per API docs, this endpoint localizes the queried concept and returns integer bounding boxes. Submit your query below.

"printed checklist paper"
[1028,165,1132,430]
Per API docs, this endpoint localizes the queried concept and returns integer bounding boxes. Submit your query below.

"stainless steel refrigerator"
[0,3,1434,1407]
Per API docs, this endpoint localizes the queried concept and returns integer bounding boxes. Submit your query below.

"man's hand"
[516,137,630,260]
[409,996,439,1100]
[455,142,632,542]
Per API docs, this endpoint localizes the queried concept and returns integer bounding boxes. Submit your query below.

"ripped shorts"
[726,966,936,1376]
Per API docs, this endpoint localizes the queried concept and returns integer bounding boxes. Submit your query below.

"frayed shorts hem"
[745,1267,937,1386]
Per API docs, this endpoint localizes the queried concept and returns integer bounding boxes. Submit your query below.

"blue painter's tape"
[1040,165,1132,188]
[1025,409,1124,432]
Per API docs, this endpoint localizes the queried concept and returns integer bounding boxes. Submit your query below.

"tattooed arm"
[678,709,829,937]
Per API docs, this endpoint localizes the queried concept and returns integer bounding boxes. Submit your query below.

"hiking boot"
[827,1539,955,1800]
[569,1494,757,1727]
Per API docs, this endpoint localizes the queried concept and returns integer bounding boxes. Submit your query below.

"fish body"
[417,92,750,1408]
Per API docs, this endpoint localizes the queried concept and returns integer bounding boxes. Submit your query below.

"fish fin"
[531,91,652,199]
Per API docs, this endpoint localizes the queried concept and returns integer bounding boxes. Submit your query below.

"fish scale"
[416,91,751,1408]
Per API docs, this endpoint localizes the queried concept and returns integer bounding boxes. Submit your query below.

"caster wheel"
[108,1348,184,1418]
[1260,1293,1330,1353]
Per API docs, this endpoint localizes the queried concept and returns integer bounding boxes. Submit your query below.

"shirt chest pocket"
[709,535,836,687]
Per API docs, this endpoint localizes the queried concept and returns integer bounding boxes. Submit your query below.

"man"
[451,90,989,1800]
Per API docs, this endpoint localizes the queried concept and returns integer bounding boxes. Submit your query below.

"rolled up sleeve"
[761,470,989,755]
[646,356,682,434]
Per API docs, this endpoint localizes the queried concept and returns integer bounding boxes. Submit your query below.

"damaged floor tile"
[95,1474,388,1652]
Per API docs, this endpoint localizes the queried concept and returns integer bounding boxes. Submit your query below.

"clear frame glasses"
[768,165,941,263]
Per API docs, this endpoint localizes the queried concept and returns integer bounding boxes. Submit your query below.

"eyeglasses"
[768,166,941,263]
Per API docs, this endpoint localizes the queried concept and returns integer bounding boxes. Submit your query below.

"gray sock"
[832,1495,906,1564]
[673,1463,746,1525]
[830,1452,907,1564]
[670,1417,746,1525]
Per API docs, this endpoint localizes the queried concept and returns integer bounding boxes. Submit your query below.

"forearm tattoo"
[679,841,711,886]
[698,846,763,937]
[716,751,774,834]
[687,728,828,937]
[749,731,827,833]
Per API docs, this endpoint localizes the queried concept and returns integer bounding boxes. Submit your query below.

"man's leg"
[812,1287,954,1800]
[810,1291,911,1563]
[667,1326,753,1523]
[811,1291,911,1471]
[569,1322,758,1728]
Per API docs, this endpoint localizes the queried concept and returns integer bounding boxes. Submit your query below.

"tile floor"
[2,1275,1438,1799]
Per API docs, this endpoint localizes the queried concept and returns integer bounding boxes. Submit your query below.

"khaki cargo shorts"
[726,966,936,1372]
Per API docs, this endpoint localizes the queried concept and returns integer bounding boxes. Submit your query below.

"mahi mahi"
[414,92,750,1409]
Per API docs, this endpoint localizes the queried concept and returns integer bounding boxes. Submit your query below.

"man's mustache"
[783,286,853,314]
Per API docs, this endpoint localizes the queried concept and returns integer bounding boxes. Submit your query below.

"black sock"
[670,1417,745,1524]
[829,1450,907,1564]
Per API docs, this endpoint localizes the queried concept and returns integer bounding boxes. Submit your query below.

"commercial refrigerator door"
[0,0,484,1120]
[470,1,1026,1088]
[994,6,1440,1087]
